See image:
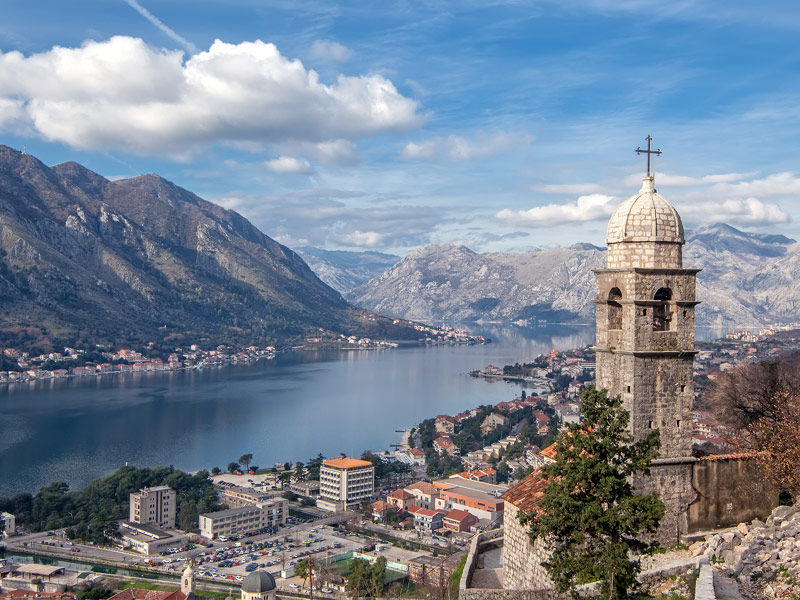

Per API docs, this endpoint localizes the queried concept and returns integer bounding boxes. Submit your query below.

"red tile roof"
[406,481,438,495]
[388,489,414,500]
[444,509,472,522]
[501,468,548,513]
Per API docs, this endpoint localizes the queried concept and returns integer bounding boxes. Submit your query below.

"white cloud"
[401,132,530,162]
[309,39,353,62]
[679,198,790,226]
[710,172,800,198]
[0,36,421,156]
[333,230,386,247]
[622,172,757,188]
[264,156,313,174]
[496,194,617,227]
[308,139,360,166]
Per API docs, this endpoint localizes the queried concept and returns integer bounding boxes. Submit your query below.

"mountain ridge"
[342,224,800,327]
[0,145,417,352]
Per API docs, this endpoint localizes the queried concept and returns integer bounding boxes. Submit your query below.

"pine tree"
[520,386,665,599]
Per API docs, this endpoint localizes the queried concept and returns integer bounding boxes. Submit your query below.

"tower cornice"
[593,268,701,275]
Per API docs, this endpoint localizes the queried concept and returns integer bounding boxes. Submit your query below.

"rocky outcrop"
[689,504,800,599]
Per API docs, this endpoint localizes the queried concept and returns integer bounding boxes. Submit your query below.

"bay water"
[0,323,722,496]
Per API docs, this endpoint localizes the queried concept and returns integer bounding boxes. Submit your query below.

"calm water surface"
[0,323,725,496]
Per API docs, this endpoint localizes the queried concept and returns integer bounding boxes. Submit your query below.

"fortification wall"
[501,504,553,590]
[688,456,779,532]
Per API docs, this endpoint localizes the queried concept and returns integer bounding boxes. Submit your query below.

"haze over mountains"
[308,225,799,328]
[0,146,416,351]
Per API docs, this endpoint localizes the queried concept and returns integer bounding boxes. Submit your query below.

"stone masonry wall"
[502,503,553,590]
[689,456,779,532]
[607,242,682,269]
[634,460,695,546]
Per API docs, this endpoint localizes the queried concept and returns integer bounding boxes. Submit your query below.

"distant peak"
[569,242,604,251]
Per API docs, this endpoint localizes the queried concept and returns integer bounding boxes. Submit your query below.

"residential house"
[412,508,445,533]
[443,509,478,533]
[386,489,415,511]
[405,481,439,510]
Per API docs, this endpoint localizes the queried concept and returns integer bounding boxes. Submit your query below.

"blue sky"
[2,1,800,254]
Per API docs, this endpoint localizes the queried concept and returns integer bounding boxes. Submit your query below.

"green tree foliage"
[520,387,664,599]
[306,453,325,481]
[294,557,309,584]
[0,466,220,542]
[227,462,240,473]
[238,454,253,470]
[346,556,386,597]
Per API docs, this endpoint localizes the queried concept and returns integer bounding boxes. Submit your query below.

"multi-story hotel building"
[129,486,176,530]
[317,457,375,512]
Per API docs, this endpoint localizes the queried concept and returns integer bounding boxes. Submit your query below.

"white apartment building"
[129,486,176,530]
[317,457,375,512]
[0,512,15,536]
[199,498,288,540]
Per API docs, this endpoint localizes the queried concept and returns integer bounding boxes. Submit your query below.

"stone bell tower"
[593,138,699,544]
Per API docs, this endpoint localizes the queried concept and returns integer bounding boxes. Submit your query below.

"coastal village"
[0,324,485,385]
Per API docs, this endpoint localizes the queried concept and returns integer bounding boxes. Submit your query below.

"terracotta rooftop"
[501,468,548,513]
[444,509,472,521]
[406,481,438,495]
[539,442,558,460]
[388,488,414,499]
[322,457,374,469]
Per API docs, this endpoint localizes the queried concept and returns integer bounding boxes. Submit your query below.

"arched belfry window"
[653,287,673,331]
[607,287,622,330]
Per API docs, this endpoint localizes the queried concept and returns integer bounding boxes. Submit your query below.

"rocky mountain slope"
[348,227,800,327]
[295,247,399,293]
[0,146,416,350]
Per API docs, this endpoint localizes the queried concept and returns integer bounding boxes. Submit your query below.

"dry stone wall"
[688,503,800,599]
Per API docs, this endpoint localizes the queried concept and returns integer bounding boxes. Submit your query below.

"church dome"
[241,571,277,593]
[183,564,194,579]
[606,176,684,244]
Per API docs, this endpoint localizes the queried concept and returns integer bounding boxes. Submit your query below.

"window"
[607,288,623,330]
[653,288,673,331]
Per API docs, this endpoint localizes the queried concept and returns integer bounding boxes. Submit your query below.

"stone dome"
[606,176,684,244]
[183,564,194,579]
[241,571,277,594]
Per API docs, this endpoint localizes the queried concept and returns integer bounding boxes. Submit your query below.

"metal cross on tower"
[636,135,662,177]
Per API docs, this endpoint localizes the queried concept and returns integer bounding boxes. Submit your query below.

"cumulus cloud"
[0,36,421,156]
[496,194,617,227]
[679,198,789,226]
[264,156,313,174]
[309,39,353,62]
[402,132,530,161]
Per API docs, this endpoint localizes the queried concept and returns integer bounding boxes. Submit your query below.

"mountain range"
[328,225,799,328]
[0,146,417,352]
[295,247,399,293]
